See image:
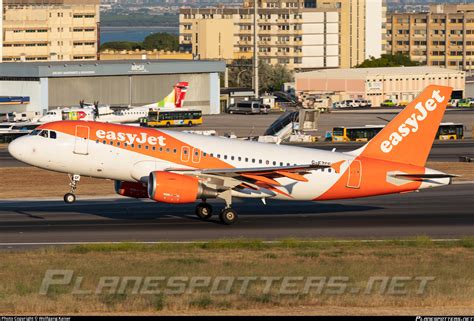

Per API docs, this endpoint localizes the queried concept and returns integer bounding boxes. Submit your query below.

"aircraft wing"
[166,161,343,192]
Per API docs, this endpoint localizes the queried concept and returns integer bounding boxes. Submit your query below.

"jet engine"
[114,180,148,198]
[147,171,218,204]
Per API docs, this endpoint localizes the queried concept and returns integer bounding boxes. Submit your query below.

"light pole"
[253,0,259,99]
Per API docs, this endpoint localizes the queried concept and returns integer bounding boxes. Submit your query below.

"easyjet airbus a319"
[8,85,456,224]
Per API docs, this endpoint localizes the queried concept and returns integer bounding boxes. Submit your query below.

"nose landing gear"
[64,174,80,204]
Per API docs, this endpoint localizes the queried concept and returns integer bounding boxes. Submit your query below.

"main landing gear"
[195,202,213,220]
[195,191,238,225]
[64,174,80,204]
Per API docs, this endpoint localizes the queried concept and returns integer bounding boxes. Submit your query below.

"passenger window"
[131,144,135,148]
[103,140,107,144]
[174,149,177,153]
[152,146,156,151]
[280,162,283,166]
[224,155,227,160]
[245,158,249,162]
[259,160,262,164]
[231,156,234,160]
[203,152,207,157]
[273,161,276,165]
[166,148,170,153]
[145,145,149,150]
[110,141,113,145]
[238,157,242,161]
[49,131,57,139]
[117,142,121,147]
[252,159,255,163]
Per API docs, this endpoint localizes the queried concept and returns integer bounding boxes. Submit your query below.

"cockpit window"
[30,129,41,135]
[39,130,48,138]
[50,131,57,139]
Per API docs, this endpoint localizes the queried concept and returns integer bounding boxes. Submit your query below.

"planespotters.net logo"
[415,317,474,321]
[380,89,446,154]
[96,129,167,147]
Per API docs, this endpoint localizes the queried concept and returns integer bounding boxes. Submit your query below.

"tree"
[100,32,179,52]
[356,53,420,68]
[142,33,179,51]
[100,41,142,51]
[226,59,294,92]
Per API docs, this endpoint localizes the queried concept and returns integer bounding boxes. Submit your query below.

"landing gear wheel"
[64,193,76,204]
[196,203,213,220]
[219,208,238,225]
[64,174,80,204]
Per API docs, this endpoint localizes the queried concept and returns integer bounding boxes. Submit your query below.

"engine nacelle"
[147,171,218,204]
[114,180,148,198]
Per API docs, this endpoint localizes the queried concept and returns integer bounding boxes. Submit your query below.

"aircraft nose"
[8,136,32,164]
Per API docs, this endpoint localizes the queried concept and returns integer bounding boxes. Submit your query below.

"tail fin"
[173,81,188,108]
[156,81,189,108]
[354,85,452,167]
[142,82,189,109]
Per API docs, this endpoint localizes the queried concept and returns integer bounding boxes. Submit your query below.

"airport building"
[0,0,100,63]
[386,4,474,71]
[0,60,225,115]
[179,0,386,70]
[295,66,466,106]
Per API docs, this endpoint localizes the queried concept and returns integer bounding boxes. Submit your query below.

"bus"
[332,123,464,142]
[140,110,203,128]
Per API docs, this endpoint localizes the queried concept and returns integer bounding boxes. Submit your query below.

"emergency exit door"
[346,160,362,189]
[74,125,89,155]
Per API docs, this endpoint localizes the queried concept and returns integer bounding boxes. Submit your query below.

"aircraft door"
[181,146,190,162]
[74,125,89,155]
[346,160,362,189]
[191,148,201,163]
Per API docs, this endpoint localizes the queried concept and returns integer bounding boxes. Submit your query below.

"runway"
[0,183,473,248]
[1,140,473,167]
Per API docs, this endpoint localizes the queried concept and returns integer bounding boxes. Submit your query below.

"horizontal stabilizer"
[391,173,459,180]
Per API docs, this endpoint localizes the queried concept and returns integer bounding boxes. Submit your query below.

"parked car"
[227,101,270,114]
[336,100,358,108]
[448,99,460,107]
[355,99,372,107]
[381,99,397,107]
[457,98,474,108]
[398,101,409,107]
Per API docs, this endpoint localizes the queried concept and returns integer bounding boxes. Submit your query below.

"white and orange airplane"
[8,85,456,224]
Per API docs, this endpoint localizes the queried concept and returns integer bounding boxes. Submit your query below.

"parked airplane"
[8,85,456,225]
[37,82,189,124]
